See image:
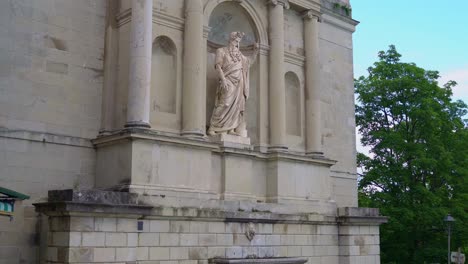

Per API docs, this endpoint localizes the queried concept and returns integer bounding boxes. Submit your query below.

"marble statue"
[207,31,259,137]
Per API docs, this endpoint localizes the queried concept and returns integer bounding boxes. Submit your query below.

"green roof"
[0,187,30,200]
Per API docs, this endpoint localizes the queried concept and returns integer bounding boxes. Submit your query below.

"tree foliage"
[356,45,468,263]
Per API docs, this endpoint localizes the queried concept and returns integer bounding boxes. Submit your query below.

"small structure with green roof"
[0,186,30,217]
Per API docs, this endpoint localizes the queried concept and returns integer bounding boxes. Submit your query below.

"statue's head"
[229,31,244,47]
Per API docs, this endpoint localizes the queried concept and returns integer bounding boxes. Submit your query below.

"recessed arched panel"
[285,71,301,136]
[206,2,260,142]
[208,2,257,47]
[151,36,177,114]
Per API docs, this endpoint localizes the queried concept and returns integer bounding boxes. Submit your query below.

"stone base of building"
[34,189,386,264]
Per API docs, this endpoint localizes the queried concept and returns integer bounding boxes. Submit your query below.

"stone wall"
[37,190,384,264]
[0,0,107,262]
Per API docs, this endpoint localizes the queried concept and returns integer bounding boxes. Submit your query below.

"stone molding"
[0,129,93,148]
[337,207,388,225]
[116,8,185,31]
[35,190,387,227]
[284,51,305,67]
[35,189,337,223]
[92,129,337,166]
[210,257,308,264]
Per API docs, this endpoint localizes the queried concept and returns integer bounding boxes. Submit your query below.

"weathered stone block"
[216,234,233,246]
[180,234,198,246]
[116,247,137,261]
[47,247,58,262]
[52,232,69,246]
[188,247,208,260]
[94,217,117,232]
[170,221,190,233]
[70,217,94,231]
[69,232,81,247]
[160,233,179,246]
[137,247,149,261]
[150,247,170,260]
[233,233,250,246]
[265,235,281,246]
[139,233,160,246]
[68,247,93,262]
[93,247,116,262]
[208,222,225,233]
[117,218,136,232]
[207,247,226,258]
[128,232,138,247]
[225,246,242,258]
[105,232,127,247]
[199,234,216,246]
[169,247,189,260]
[150,220,170,232]
[301,246,314,257]
[82,232,105,247]
[189,222,209,233]
[286,246,301,257]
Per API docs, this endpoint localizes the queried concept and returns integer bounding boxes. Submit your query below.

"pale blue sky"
[352,1,468,103]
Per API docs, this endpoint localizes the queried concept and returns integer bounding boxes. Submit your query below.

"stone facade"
[34,190,385,264]
[0,0,385,264]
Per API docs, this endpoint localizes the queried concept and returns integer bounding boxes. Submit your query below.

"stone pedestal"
[93,129,337,208]
[209,134,252,148]
[34,190,387,264]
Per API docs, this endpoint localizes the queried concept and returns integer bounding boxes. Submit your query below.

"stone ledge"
[92,129,337,166]
[48,189,140,205]
[35,189,340,224]
[0,129,94,148]
[337,207,388,225]
[210,257,308,264]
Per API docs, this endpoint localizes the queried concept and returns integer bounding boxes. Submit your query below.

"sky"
[352,0,468,103]
[352,1,468,154]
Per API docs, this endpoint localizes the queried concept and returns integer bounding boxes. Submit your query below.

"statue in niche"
[207,31,259,137]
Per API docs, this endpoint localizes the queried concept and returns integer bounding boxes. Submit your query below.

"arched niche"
[205,1,260,141]
[285,71,301,136]
[151,36,177,114]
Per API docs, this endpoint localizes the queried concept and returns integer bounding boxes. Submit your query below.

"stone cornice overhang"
[337,207,388,226]
[34,190,340,224]
[92,129,337,167]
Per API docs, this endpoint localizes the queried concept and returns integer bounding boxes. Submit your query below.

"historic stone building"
[0,0,386,263]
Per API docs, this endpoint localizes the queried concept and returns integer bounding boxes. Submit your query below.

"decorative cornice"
[115,8,185,30]
[268,0,290,9]
[153,10,185,31]
[92,129,336,166]
[285,51,305,67]
[116,8,131,27]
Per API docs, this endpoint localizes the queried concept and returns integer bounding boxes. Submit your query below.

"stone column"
[268,0,289,151]
[181,0,205,137]
[303,11,323,155]
[100,0,118,134]
[125,0,153,128]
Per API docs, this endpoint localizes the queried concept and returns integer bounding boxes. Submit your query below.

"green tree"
[355,45,468,263]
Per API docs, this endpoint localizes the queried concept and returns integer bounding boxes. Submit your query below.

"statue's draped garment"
[209,47,250,132]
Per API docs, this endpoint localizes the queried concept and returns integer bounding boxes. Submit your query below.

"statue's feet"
[207,128,216,136]
[228,129,240,136]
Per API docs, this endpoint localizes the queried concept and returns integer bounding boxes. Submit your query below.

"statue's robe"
[209,47,250,133]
